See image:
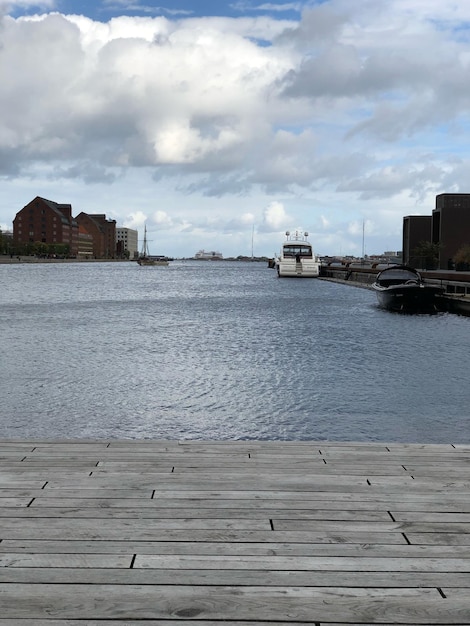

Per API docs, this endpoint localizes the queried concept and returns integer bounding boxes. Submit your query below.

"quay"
[1,440,470,624]
[321,264,470,315]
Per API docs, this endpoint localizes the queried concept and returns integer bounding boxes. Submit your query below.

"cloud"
[258,200,291,232]
[3,1,470,256]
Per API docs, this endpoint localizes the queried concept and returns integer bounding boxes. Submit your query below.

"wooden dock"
[1,439,470,624]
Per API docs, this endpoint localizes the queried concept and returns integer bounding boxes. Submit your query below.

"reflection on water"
[1,260,469,442]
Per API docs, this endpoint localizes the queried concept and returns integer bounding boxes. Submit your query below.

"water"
[1,260,469,442]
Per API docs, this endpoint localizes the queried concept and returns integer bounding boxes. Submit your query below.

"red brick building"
[75,213,116,258]
[13,196,79,256]
[77,225,94,258]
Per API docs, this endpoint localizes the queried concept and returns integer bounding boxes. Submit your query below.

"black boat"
[372,265,444,313]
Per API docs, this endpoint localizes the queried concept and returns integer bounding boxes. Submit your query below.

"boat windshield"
[380,269,418,281]
[282,244,312,258]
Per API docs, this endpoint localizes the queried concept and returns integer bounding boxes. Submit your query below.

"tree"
[411,241,440,270]
[453,244,470,270]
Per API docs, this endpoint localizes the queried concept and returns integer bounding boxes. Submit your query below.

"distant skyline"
[2,1,470,257]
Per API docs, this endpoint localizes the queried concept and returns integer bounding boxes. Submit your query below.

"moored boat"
[137,225,169,266]
[275,230,320,277]
[372,265,444,313]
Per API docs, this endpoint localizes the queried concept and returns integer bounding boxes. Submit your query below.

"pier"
[1,439,470,624]
[321,264,470,314]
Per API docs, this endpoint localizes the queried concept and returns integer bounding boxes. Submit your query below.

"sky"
[2,1,470,258]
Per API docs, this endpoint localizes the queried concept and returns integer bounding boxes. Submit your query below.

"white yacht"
[275,230,320,277]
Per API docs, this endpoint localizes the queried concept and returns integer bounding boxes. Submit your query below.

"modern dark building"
[402,215,432,267]
[432,194,470,269]
[13,196,79,256]
[403,194,470,270]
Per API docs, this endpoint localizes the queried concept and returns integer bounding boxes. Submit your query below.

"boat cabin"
[376,266,420,287]
[282,243,313,259]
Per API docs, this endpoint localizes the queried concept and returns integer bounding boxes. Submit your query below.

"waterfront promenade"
[1,440,470,624]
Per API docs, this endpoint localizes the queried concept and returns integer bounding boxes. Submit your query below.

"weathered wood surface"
[0,440,470,624]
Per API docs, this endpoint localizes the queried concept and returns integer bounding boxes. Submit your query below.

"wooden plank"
[0,506,393,520]
[0,554,131,568]
[134,554,470,572]
[0,584,463,622]
[6,495,470,512]
[2,540,470,558]
[0,439,469,624]
[0,567,469,588]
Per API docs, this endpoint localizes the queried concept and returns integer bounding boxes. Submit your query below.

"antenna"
[362,219,365,259]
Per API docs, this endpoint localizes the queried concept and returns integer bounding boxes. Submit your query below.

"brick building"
[13,196,79,256]
[77,226,94,258]
[75,213,116,258]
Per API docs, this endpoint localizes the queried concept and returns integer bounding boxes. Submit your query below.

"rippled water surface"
[1,260,469,442]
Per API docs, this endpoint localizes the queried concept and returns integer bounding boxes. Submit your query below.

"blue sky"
[13,1,305,20]
[2,0,470,257]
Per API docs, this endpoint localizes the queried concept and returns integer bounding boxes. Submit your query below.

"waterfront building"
[402,215,432,267]
[403,193,470,270]
[77,226,94,258]
[433,194,470,269]
[75,213,116,258]
[116,227,138,259]
[13,196,79,256]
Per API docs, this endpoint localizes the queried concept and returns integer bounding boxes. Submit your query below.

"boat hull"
[373,284,444,313]
[137,258,169,266]
[276,260,320,278]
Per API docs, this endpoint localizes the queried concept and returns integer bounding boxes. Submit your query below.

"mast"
[142,225,149,257]
[362,219,365,260]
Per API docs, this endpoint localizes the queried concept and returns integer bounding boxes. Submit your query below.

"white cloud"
[259,200,291,232]
[3,1,470,256]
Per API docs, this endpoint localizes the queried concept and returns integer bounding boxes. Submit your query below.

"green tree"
[411,241,440,270]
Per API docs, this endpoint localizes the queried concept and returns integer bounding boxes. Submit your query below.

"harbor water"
[1,260,469,442]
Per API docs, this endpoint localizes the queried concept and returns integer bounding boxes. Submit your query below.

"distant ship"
[194,249,223,260]
[137,225,169,266]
